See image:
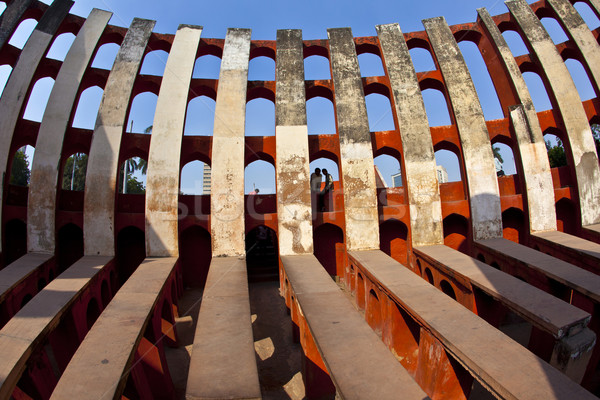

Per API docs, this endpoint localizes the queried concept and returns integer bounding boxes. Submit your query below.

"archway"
[313,223,344,276]
[245,225,278,281]
[3,219,26,265]
[443,213,469,253]
[116,226,145,286]
[379,219,408,265]
[502,207,526,244]
[179,225,211,288]
[57,223,83,272]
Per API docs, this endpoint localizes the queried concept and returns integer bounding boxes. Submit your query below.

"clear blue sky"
[5,0,599,194]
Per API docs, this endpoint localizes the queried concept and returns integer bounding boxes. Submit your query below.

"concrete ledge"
[50,257,176,400]
[0,252,53,303]
[533,231,600,274]
[186,256,261,400]
[281,254,428,400]
[0,255,112,399]
[349,250,596,400]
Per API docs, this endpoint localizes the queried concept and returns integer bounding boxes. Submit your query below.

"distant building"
[374,165,387,188]
[436,165,448,184]
[202,163,211,195]
[391,170,403,188]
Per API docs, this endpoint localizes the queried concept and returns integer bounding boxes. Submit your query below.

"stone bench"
[50,257,177,400]
[349,250,597,400]
[0,255,112,399]
[280,254,428,400]
[414,244,595,382]
[533,231,600,275]
[185,257,261,400]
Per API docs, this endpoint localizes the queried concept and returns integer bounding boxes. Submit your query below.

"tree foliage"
[62,153,88,191]
[592,124,600,156]
[492,146,503,163]
[10,149,30,186]
[545,138,567,168]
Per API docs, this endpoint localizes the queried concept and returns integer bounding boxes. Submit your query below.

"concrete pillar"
[376,23,444,247]
[27,9,111,253]
[0,0,72,255]
[478,8,557,233]
[84,18,155,257]
[506,0,600,227]
[0,0,34,50]
[424,17,503,241]
[210,28,251,257]
[275,29,313,256]
[327,28,379,251]
[145,25,202,257]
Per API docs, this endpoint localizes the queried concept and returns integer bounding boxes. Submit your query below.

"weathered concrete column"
[27,9,111,253]
[327,28,379,251]
[376,23,443,247]
[0,0,72,255]
[210,28,251,257]
[478,8,557,233]
[0,0,34,50]
[424,17,503,241]
[145,25,202,257]
[84,18,155,257]
[275,29,313,256]
[506,0,600,227]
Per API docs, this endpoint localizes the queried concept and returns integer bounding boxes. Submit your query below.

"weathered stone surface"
[424,16,502,241]
[145,24,202,257]
[84,18,155,257]
[507,0,600,227]
[376,23,443,246]
[328,27,379,251]
[478,8,557,233]
[210,28,251,257]
[0,0,73,254]
[275,29,313,256]
[27,9,112,253]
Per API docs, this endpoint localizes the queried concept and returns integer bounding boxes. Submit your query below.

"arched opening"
[61,152,88,191]
[306,97,336,135]
[389,302,421,374]
[304,55,330,80]
[540,17,569,45]
[126,92,158,134]
[366,289,383,335]
[245,160,275,195]
[502,207,526,244]
[457,41,503,120]
[365,93,395,132]
[101,279,110,308]
[425,267,434,284]
[357,53,385,77]
[379,219,408,265]
[184,95,215,136]
[57,223,83,271]
[3,219,26,265]
[72,86,103,129]
[140,50,169,76]
[23,77,54,122]
[8,18,37,49]
[179,225,211,288]
[245,98,275,136]
[0,64,11,97]
[422,88,451,126]
[356,273,366,310]
[501,30,529,57]
[565,58,596,101]
[180,160,207,195]
[556,198,579,235]
[86,298,100,331]
[440,280,457,300]
[116,226,145,286]
[574,2,600,30]
[434,149,462,182]
[477,254,486,263]
[443,213,469,253]
[313,223,344,276]
[46,32,75,61]
[0,3,6,15]
[91,42,120,70]
[37,277,45,292]
[309,157,340,212]
[522,72,552,111]
[408,47,435,72]
[118,157,146,194]
[544,132,568,168]
[374,154,401,188]
[192,54,221,79]
[20,294,33,308]
[246,225,278,281]
[9,146,33,186]
[492,142,517,176]
[248,56,275,81]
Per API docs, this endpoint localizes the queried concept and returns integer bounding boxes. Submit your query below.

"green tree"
[492,145,503,163]
[62,153,88,191]
[118,174,145,194]
[10,148,30,186]
[545,138,567,168]
[592,123,600,156]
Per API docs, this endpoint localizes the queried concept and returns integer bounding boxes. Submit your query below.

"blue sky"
[4,0,600,194]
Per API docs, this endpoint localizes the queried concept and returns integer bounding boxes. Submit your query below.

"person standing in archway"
[310,168,322,213]
[320,168,333,212]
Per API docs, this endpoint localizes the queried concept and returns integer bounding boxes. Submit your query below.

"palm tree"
[122,158,138,194]
[492,145,503,163]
